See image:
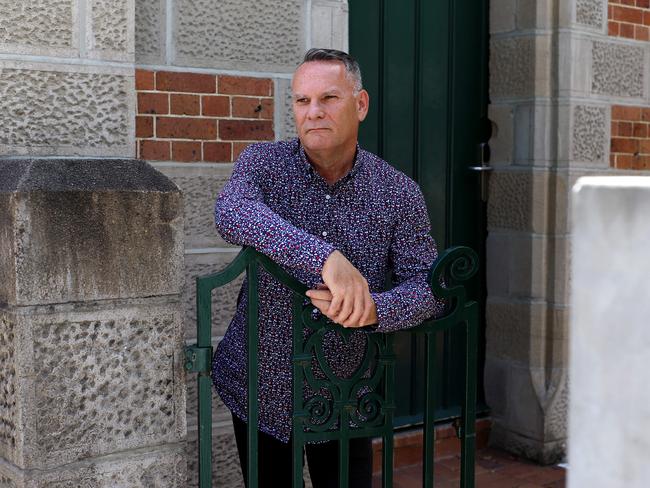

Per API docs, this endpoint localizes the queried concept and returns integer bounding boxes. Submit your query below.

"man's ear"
[357,89,369,122]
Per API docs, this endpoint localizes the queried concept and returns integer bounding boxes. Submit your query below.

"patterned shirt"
[211,138,444,442]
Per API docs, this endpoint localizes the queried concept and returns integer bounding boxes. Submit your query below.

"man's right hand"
[305,251,375,327]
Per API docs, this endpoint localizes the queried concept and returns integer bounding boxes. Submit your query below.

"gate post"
[0,160,187,486]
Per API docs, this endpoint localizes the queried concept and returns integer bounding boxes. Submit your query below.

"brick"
[139,140,170,160]
[611,137,639,153]
[135,69,155,90]
[612,105,642,121]
[218,75,272,96]
[633,123,648,138]
[203,142,232,162]
[202,95,230,117]
[611,122,619,137]
[232,97,264,119]
[233,142,251,161]
[615,153,641,169]
[637,0,649,8]
[259,98,274,120]
[635,24,649,40]
[619,121,633,136]
[136,116,153,138]
[608,21,620,36]
[170,94,200,115]
[620,22,635,38]
[156,117,217,139]
[645,11,650,25]
[172,141,202,162]
[156,71,216,93]
[137,92,168,115]
[642,108,650,122]
[640,139,650,153]
[613,6,644,24]
[610,153,616,166]
[620,0,636,5]
[219,119,274,141]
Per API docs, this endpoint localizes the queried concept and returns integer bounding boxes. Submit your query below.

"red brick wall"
[610,105,650,169]
[135,69,274,162]
[608,0,650,41]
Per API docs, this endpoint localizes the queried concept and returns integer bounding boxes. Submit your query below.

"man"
[212,48,444,487]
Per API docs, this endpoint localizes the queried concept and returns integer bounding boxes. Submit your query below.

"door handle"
[468,143,491,202]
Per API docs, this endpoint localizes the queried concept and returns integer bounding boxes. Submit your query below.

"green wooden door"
[349,0,489,425]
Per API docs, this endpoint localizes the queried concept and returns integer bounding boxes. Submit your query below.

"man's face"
[291,61,369,156]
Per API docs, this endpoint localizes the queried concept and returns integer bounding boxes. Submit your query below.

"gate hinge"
[184,344,213,373]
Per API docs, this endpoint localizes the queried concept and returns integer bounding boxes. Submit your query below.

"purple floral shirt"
[211,138,444,442]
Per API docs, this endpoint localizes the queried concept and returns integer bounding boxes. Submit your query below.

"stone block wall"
[134,1,350,485]
[0,0,135,157]
[487,0,650,463]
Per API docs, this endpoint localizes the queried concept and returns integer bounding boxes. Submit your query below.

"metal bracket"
[184,344,213,373]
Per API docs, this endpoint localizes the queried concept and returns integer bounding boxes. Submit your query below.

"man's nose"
[307,100,325,119]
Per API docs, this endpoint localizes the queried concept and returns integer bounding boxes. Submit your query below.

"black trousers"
[232,414,373,488]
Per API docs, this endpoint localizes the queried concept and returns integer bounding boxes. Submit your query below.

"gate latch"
[184,345,213,373]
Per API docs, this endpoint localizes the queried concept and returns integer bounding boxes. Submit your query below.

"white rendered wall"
[569,176,650,488]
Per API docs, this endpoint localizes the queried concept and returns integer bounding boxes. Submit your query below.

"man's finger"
[343,287,364,327]
[359,292,373,326]
[327,294,343,318]
[333,294,353,325]
[309,298,331,314]
[306,289,333,301]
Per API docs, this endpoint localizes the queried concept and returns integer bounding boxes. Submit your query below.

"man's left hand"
[306,284,378,328]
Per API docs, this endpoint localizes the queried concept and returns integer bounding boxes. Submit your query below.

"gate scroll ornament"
[185,245,479,488]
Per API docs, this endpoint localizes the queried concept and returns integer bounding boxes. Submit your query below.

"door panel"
[349,0,488,425]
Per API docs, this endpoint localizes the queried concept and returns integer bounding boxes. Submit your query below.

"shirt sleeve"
[214,144,335,276]
[370,181,445,332]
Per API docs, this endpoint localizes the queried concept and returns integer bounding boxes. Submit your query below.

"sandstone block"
[0,300,186,469]
[0,159,183,306]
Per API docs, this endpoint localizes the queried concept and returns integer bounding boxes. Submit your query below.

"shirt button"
[321,231,328,237]
[325,194,331,200]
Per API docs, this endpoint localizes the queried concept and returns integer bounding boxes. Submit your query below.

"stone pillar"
[0,159,186,486]
[487,0,650,463]
[0,0,187,486]
[569,177,650,488]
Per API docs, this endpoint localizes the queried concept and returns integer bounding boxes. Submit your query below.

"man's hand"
[305,251,377,327]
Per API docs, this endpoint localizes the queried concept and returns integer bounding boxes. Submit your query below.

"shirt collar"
[297,141,364,185]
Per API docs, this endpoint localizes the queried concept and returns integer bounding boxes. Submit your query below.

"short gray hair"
[299,48,363,94]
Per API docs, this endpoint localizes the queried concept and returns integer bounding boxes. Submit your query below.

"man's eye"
[295,98,308,104]
[324,95,337,100]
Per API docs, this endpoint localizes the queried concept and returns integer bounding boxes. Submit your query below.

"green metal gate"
[185,245,479,487]
[349,0,490,426]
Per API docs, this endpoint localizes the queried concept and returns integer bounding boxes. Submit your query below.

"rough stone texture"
[489,0,515,33]
[0,444,186,487]
[569,177,650,487]
[156,165,236,250]
[0,0,74,50]
[0,159,183,306]
[90,0,129,53]
[175,0,304,72]
[487,170,550,233]
[186,426,243,488]
[135,0,164,63]
[592,41,644,98]
[183,252,242,340]
[0,315,16,463]
[3,301,185,469]
[490,37,535,99]
[572,105,607,165]
[0,64,134,157]
[576,0,603,28]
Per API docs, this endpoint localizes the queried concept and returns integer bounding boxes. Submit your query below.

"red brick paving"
[372,448,566,488]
